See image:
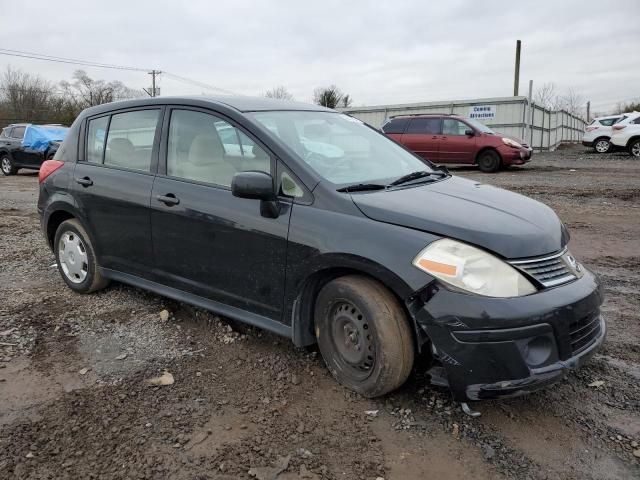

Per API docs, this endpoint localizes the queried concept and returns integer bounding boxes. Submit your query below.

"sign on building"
[469,105,496,121]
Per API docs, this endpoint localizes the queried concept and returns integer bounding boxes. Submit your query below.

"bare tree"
[0,67,56,124]
[313,85,352,109]
[264,86,293,101]
[558,88,586,117]
[533,82,559,110]
[60,70,144,110]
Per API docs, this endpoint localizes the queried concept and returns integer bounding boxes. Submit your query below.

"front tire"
[1,155,17,176]
[314,275,414,397]
[477,149,501,173]
[630,139,640,158]
[593,138,611,154]
[54,219,109,293]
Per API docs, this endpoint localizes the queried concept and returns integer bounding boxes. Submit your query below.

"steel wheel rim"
[632,143,640,157]
[58,231,89,283]
[1,158,10,173]
[330,301,375,379]
[595,140,609,153]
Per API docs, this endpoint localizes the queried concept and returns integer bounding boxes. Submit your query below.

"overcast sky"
[1,0,638,113]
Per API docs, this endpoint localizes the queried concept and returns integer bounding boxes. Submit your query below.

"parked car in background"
[381,114,532,173]
[582,115,623,153]
[610,112,640,158]
[38,96,604,404]
[0,123,69,175]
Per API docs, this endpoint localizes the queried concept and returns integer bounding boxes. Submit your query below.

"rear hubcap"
[331,301,375,377]
[58,231,89,283]
[595,140,609,153]
[632,142,640,157]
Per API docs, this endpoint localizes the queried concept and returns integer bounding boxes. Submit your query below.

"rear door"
[73,107,162,277]
[400,117,442,161]
[150,107,291,321]
[7,126,29,165]
[439,118,477,164]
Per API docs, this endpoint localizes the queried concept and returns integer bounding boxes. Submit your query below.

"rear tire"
[630,139,640,158]
[477,149,501,173]
[593,138,611,154]
[1,155,17,176]
[314,275,414,397]
[54,219,109,293]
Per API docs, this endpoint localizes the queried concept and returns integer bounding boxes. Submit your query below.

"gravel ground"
[0,145,638,480]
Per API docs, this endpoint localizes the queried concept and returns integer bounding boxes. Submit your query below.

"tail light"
[39,160,64,183]
[613,125,627,131]
[585,126,599,132]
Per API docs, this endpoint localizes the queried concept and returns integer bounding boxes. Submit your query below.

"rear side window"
[382,118,409,134]
[0,128,9,138]
[104,110,160,172]
[406,118,441,134]
[10,126,25,139]
[166,109,271,187]
[86,116,109,164]
[598,118,619,126]
[633,117,640,125]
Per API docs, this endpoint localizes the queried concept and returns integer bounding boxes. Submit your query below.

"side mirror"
[231,171,275,201]
[465,129,475,136]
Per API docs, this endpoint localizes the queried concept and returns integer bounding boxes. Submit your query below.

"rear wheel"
[54,219,109,293]
[1,155,17,176]
[630,139,640,158]
[314,275,414,397]
[477,149,501,173]
[594,138,611,153]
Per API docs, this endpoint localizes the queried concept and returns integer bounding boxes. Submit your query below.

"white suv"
[610,112,640,158]
[582,115,623,153]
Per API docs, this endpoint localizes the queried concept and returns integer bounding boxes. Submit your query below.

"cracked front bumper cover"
[414,268,605,401]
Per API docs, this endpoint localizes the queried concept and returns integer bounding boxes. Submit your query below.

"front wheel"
[1,155,17,176]
[314,275,414,397]
[477,149,501,173]
[594,138,611,154]
[54,219,109,293]
[630,139,640,158]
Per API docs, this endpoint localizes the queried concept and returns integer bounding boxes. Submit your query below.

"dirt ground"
[0,145,638,480]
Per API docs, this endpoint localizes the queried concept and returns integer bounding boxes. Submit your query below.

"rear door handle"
[156,193,180,206]
[75,176,93,187]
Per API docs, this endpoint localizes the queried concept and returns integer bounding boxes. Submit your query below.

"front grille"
[569,313,602,354]
[510,249,577,288]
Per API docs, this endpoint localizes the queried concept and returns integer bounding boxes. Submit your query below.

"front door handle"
[76,176,93,187]
[156,193,180,206]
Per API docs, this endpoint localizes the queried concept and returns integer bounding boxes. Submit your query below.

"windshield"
[249,111,433,185]
[465,117,495,134]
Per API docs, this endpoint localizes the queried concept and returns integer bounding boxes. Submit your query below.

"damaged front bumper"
[414,268,605,402]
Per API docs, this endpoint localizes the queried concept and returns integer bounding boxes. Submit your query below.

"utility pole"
[586,101,591,122]
[148,70,161,97]
[513,40,521,96]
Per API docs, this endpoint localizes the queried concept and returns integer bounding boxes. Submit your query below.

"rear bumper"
[582,140,594,147]
[414,268,605,401]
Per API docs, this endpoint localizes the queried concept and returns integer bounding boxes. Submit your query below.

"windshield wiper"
[337,183,386,193]
[388,170,446,187]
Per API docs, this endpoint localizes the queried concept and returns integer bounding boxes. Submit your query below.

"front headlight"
[502,137,522,148]
[412,238,537,297]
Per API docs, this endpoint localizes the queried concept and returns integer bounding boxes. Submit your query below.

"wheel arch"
[474,146,502,165]
[626,135,640,148]
[290,256,428,353]
[44,204,95,253]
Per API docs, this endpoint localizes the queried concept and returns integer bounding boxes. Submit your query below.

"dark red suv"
[382,114,532,173]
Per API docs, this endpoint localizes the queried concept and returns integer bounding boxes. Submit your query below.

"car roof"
[81,95,333,117]
[388,113,461,121]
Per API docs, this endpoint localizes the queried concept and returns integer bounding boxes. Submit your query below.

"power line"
[0,49,149,72]
[163,72,237,95]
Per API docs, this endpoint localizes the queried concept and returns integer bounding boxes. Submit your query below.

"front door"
[73,108,162,276]
[439,119,477,163]
[400,117,442,162]
[150,107,291,321]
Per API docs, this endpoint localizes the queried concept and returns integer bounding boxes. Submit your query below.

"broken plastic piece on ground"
[145,370,175,386]
[461,402,481,417]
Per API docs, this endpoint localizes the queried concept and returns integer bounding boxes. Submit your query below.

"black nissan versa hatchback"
[38,96,605,406]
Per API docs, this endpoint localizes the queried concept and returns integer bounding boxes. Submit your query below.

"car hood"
[350,176,566,259]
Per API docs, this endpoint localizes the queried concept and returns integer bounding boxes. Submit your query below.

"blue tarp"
[22,125,69,153]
